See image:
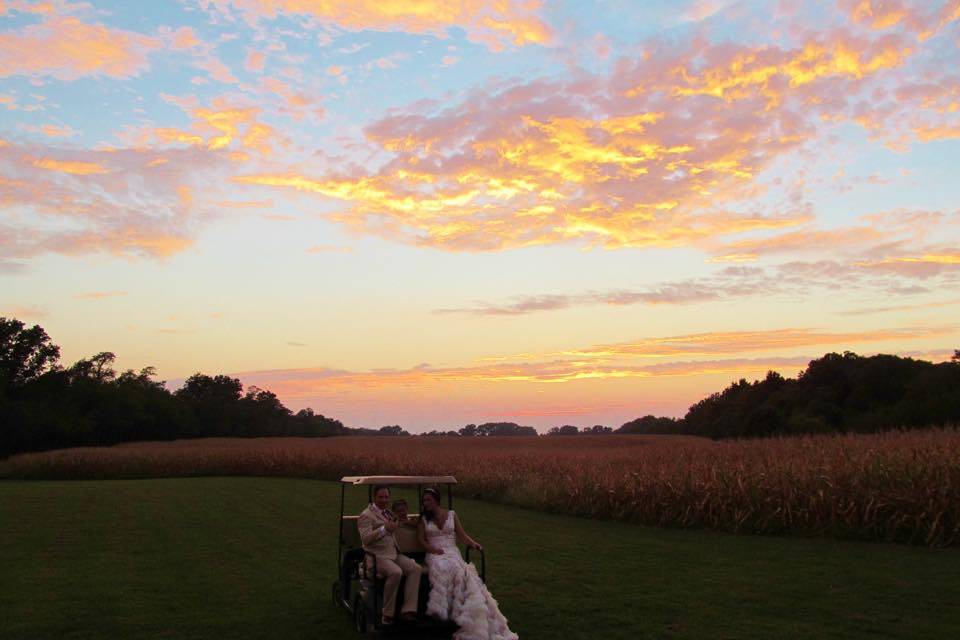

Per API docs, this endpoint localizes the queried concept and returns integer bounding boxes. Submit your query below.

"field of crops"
[2,429,958,546]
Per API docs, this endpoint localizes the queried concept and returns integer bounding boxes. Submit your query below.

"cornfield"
[2,429,958,546]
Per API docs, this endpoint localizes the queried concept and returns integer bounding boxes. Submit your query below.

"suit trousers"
[373,554,422,619]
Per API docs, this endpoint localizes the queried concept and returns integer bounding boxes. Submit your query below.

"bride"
[417,488,519,640]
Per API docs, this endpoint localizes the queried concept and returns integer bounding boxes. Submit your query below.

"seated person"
[391,499,419,528]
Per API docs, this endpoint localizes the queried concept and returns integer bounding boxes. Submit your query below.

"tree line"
[0,318,356,456]
[619,350,960,437]
[0,318,544,456]
[2,317,958,456]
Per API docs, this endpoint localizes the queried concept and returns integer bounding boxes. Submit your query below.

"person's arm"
[358,511,388,546]
[418,518,444,554]
[453,513,482,550]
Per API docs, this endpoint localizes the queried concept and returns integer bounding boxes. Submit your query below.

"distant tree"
[475,422,537,436]
[459,424,478,437]
[174,374,244,437]
[584,424,613,434]
[953,350,960,363]
[292,407,347,437]
[547,425,579,436]
[176,373,243,403]
[69,352,118,382]
[617,415,678,435]
[238,386,291,436]
[377,425,410,436]
[0,317,61,388]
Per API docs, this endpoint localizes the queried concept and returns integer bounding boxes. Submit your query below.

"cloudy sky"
[2,0,959,430]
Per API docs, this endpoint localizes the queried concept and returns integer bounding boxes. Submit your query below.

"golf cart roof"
[339,475,458,485]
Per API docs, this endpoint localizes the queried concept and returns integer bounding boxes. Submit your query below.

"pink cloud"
[0,139,229,261]
[194,54,238,84]
[0,304,47,319]
[233,14,960,256]
[0,16,159,80]
[167,26,202,51]
[244,48,266,73]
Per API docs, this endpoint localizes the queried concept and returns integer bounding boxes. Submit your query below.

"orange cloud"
[169,26,201,50]
[32,157,110,175]
[845,0,909,30]
[229,21,950,253]
[553,326,955,360]
[34,124,76,137]
[913,124,960,141]
[839,297,960,316]
[854,251,960,276]
[53,228,194,259]
[0,16,158,80]
[710,226,887,259]
[663,37,911,106]
[224,325,956,412]
[234,324,959,399]
[129,98,281,156]
[234,99,813,252]
[707,253,758,263]
[2,139,227,261]
[233,356,816,395]
[205,0,552,50]
[19,123,79,137]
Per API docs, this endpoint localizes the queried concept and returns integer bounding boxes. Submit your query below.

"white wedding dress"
[424,510,519,640]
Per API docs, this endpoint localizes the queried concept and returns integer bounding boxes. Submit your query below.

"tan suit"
[358,504,422,619]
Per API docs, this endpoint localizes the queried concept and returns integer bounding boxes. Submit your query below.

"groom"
[358,485,422,625]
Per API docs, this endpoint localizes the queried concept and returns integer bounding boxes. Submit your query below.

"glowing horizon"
[2,0,960,431]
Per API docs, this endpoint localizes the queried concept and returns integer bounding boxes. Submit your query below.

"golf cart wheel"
[331,580,342,608]
[354,595,368,633]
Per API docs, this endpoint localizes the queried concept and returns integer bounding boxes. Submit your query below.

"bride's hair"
[420,487,442,522]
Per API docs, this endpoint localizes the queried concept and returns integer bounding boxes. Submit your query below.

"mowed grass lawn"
[1,478,958,639]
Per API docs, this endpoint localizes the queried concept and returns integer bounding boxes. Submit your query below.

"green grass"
[1,478,958,639]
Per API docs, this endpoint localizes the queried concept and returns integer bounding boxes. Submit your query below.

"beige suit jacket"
[358,504,399,560]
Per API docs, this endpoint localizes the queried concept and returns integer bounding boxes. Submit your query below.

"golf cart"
[332,475,486,636]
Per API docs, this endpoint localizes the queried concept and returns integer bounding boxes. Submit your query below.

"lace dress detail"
[424,510,519,640]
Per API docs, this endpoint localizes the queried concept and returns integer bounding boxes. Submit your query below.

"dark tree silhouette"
[547,425,579,435]
[0,319,352,456]
[474,422,538,436]
[617,415,679,435]
[0,318,61,388]
[621,352,960,439]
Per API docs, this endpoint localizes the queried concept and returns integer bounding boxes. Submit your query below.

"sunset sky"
[2,0,959,431]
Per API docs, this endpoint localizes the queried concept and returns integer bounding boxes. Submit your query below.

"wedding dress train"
[424,510,519,640]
